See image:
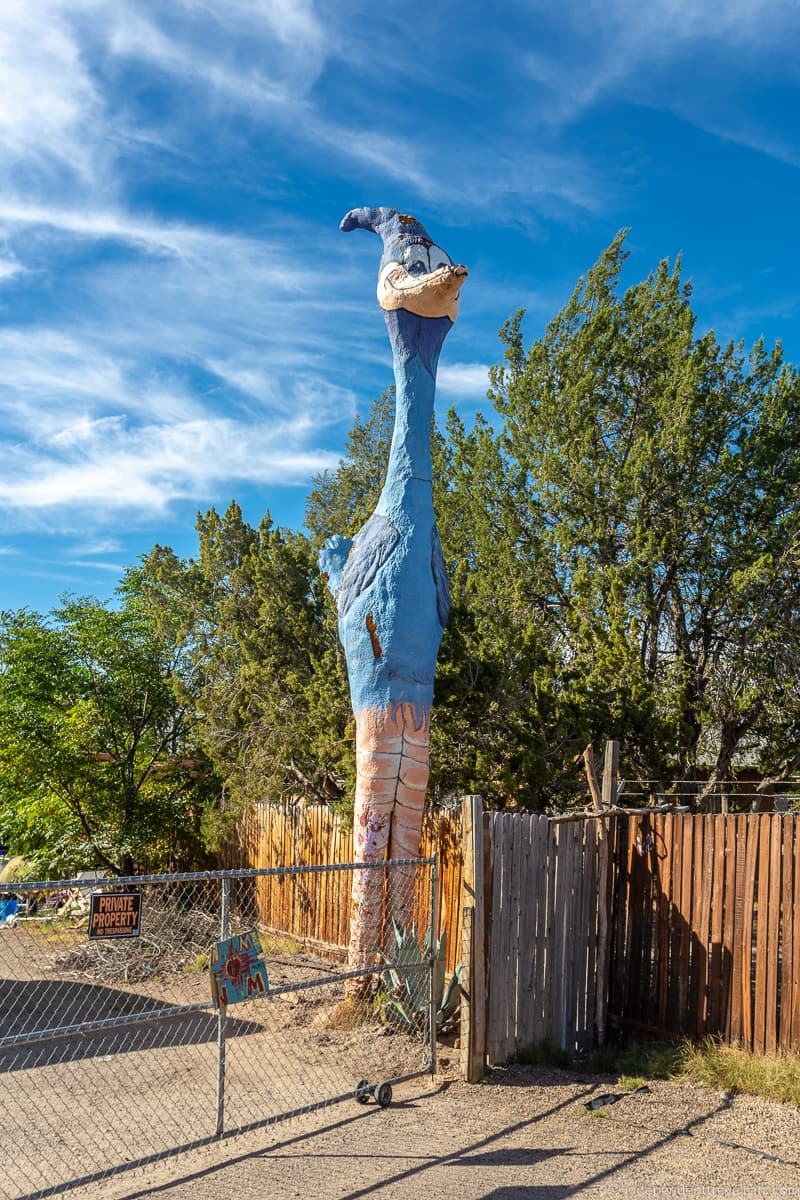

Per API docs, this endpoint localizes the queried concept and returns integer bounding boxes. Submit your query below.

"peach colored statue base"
[347,702,430,985]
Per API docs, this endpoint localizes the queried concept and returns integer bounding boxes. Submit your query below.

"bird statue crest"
[320,206,468,982]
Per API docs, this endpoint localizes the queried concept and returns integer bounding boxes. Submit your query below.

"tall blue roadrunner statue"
[320,207,468,975]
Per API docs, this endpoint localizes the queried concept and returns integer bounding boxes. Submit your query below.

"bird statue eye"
[402,244,429,276]
[428,245,451,270]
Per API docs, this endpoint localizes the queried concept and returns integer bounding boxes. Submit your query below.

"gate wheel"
[355,1080,372,1105]
[376,1082,392,1108]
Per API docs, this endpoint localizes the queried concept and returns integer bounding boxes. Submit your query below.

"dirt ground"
[0,912,426,1200]
[75,1063,800,1200]
[1,959,424,1200]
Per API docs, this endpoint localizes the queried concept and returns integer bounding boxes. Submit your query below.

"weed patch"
[516,1037,800,1109]
[514,1042,574,1070]
[680,1039,800,1107]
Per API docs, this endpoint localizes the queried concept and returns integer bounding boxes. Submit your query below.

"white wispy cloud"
[0,200,331,277]
[0,250,22,282]
[0,0,407,538]
[0,0,378,213]
[66,560,128,573]
[0,204,363,525]
[0,328,353,522]
[66,536,123,556]
[110,0,331,98]
[520,0,800,165]
[0,329,202,442]
[437,362,491,399]
[0,412,340,513]
[86,0,442,195]
[0,0,103,181]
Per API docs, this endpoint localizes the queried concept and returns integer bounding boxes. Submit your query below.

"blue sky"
[1,0,799,612]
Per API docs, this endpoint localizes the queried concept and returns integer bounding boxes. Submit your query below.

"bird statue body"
[320,207,468,976]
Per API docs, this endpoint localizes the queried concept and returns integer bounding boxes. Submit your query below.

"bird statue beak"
[377,261,469,322]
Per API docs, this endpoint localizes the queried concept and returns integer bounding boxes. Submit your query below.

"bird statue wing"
[319,535,353,599]
[431,527,450,628]
[338,514,401,618]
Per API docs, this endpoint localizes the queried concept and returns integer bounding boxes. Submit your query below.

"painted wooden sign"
[210,930,269,1007]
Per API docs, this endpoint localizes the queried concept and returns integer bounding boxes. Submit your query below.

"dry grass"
[680,1039,800,1107]
[258,931,301,956]
[516,1037,800,1108]
[322,997,372,1030]
[590,1040,682,1080]
[617,1074,648,1092]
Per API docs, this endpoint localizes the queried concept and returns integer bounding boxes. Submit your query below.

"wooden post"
[460,905,473,1077]
[583,743,602,809]
[601,739,620,809]
[595,739,619,1045]
[460,794,486,1082]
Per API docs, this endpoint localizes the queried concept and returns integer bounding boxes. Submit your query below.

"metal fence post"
[428,854,438,1076]
[215,876,231,1136]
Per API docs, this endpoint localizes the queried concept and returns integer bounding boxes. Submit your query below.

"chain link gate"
[0,856,437,1200]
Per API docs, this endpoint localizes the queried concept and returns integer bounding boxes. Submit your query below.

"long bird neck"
[382,356,434,503]
[377,313,449,522]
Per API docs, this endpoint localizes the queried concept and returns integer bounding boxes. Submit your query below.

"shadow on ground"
[112,1070,737,1200]
[0,978,263,1071]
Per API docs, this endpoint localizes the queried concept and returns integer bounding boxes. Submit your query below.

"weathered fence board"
[793,823,800,1047]
[713,814,725,1032]
[779,817,794,1051]
[729,813,745,1041]
[532,818,549,1045]
[609,812,800,1052]
[460,795,486,1082]
[486,813,501,1060]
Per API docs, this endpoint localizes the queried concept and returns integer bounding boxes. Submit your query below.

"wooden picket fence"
[610,811,800,1052]
[484,813,604,1062]
[237,801,464,973]
[235,800,800,1074]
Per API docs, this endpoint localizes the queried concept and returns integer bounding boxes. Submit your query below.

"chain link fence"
[0,857,436,1200]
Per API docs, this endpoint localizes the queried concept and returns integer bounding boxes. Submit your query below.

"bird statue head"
[340,207,468,323]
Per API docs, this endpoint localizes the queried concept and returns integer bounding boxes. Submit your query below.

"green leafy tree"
[431,408,586,805]
[483,233,800,798]
[0,591,214,876]
[139,502,353,823]
[305,386,395,542]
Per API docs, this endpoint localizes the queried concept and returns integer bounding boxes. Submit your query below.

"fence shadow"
[0,978,262,1072]
[331,1085,731,1200]
[610,813,736,1043]
[111,1074,736,1200]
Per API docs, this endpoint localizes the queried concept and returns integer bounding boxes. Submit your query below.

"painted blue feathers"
[318,534,352,598]
[336,514,400,619]
[431,526,450,628]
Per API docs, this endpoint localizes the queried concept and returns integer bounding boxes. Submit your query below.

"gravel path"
[83,1063,800,1200]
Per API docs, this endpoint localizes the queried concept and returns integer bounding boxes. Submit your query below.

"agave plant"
[382,920,462,1036]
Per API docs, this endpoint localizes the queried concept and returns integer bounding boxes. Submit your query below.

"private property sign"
[88,891,142,939]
